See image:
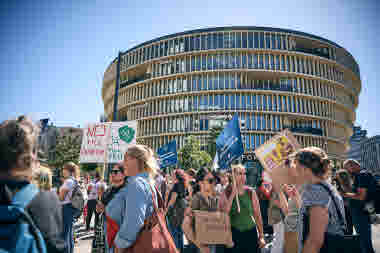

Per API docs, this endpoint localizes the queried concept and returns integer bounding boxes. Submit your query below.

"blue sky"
[1,0,379,136]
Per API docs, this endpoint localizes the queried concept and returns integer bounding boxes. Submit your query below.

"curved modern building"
[102,26,361,162]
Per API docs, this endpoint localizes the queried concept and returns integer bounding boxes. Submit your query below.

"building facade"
[38,118,83,162]
[360,136,380,176]
[347,125,368,164]
[102,26,361,161]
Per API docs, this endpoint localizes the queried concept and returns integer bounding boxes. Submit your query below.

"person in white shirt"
[86,172,105,231]
[59,162,80,253]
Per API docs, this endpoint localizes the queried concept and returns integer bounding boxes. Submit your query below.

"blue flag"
[216,114,244,171]
[157,140,178,168]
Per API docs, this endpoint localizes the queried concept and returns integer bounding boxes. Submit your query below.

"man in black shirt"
[343,159,375,253]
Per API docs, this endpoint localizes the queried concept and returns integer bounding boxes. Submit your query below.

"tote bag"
[125,185,179,253]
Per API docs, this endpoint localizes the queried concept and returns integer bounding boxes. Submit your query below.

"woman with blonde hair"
[32,165,53,191]
[0,116,65,252]
[59,161,81,253]
[219,164,266,253]
[104,144,160,253]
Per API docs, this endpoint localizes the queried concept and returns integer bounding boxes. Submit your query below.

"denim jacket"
[105,172,157,250]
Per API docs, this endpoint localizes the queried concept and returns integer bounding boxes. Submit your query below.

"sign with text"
[215,114,244,171]
[157,140,177,168]
[254,130,301,184]
[80,121,137,163]
[194,211,233,246]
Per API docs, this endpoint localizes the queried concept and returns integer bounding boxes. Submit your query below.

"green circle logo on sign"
[118,125,135,143]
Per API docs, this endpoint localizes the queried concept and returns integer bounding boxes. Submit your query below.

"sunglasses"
[110,169,123,175]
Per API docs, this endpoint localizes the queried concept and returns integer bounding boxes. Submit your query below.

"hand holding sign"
[254,130,301,186]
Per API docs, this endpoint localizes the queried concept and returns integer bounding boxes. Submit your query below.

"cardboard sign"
[80,121,137,163]
[194,211,233,246]
[254,130,301,185]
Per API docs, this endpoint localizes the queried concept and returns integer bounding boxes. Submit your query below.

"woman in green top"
[219,164,266,253]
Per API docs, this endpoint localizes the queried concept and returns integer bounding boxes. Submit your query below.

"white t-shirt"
[87,181,97,200]
[61,178,76,204]
[88,180,107,200]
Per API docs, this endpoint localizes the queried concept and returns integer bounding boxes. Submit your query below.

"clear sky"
[1,0,379,136]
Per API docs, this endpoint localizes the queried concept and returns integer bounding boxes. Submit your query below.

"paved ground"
[373,225,380,251]
[74,224,380,252]
[74,221,93,253]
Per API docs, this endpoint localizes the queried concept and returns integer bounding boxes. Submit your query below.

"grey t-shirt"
[298,182,346,252]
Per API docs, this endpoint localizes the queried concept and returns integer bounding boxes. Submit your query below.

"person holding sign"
[218,164,265,253]
[288,147,359,253]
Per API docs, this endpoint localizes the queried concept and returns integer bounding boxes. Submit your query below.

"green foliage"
[80,163,98,172]
[206,125,223,158]
[49,134,81,169]
[178,136,212,171]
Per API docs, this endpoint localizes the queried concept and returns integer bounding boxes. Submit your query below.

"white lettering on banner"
[159,152,176,160]
[219,136,238,157]
[80,121,137,163]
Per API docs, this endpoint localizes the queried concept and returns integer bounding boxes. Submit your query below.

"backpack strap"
[317,183,346,232]
[11,183,47,253]
[12,183,39,208]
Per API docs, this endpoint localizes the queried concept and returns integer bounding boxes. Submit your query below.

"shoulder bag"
[303,183,361,253]
[125,185,179,253]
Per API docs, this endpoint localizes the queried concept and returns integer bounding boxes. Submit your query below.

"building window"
[212,33,218,49]
[259,32,264,48]
[201,34,207,50]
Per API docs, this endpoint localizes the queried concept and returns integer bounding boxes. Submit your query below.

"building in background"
[347,125,368,164]
[360,135,380,176]
[38,118,83,162]
[102,26,361,163]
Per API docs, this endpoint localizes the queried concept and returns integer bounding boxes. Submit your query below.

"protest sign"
[216,114,244,212]
[157,140,177,168]
[254,130,301,185]
[216,114,244,171]
[80,121,137,163]
[193,211,233,247]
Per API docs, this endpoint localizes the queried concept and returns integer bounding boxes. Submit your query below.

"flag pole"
[103,123,112,180]
[232,167,241,213]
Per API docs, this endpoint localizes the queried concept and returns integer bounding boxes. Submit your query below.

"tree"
[49,133,81,170]
[80,163,98,173]
[178,136,212,171]
[206,125,224,158]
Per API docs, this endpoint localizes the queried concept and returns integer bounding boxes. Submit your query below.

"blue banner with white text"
[215,114,244,171]
[157,140,178,168]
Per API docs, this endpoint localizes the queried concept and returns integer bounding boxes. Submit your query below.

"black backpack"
[71,181,85,219]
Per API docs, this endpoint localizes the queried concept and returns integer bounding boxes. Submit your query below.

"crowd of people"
[0,115,379,253]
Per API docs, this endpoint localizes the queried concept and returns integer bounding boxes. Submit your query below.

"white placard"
[80,121,137,163]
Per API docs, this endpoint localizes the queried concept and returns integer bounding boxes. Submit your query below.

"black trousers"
[86,199,99,230]
[225,227,259,253]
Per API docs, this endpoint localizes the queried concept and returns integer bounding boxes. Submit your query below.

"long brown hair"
[291,146,331,179]
[0,116,39,180]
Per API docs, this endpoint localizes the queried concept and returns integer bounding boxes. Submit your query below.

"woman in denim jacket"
[104,145,159,253]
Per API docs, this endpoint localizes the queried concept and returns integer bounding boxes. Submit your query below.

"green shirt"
[229,190,256,231]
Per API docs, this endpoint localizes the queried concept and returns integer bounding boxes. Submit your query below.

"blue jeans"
[351,207,375,253]
[63,203,75,253]
[166,217,184,252]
